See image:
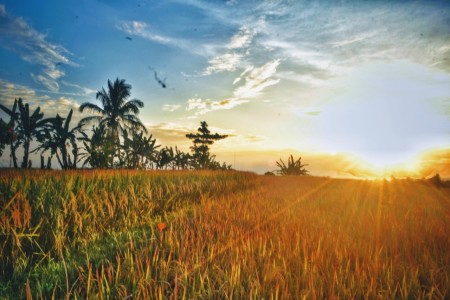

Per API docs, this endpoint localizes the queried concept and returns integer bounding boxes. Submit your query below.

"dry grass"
[1,170,449,299]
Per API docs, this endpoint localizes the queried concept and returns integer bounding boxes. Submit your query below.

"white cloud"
[232,65,253,85]
[331,32,377,48]
[117,21,172,44]
[228,26,255,49]
[276,70,326,87]
[60,81,96,96]
[186,59,281,116]
[162,104,182,112]
[202,25,259,75]
[233,59,281,99]
[0,6,76,91]
[203,53,243,75]
[186,97,248,115]
[31,73,59,92]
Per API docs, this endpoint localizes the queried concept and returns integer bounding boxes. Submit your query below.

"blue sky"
[0,0,449,176]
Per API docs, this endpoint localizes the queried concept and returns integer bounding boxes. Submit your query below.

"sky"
[0,0,449,177]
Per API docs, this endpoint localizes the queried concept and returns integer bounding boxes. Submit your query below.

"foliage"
[0,118,15,157]
[0,171,448,299]
[0,99,20,167]
[0,81,233,171]
[14,98,55,168]
[35,109,85,169]
[186,121,228,170]
[120,130,159,169]
[78,78,146,164]
[276,154,308,175]
[79,124,115,168]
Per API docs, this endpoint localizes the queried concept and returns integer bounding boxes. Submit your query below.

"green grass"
[1,170,449,299]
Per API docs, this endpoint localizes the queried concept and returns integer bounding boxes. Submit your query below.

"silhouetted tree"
[78,78,146,164]
[276,154,309,175]
[156,147,174,170]
[79,124,115,168]
[0,119,14,158]
[14,99,54,168]
[186,121,228,170]
[36,109,85,169]
[0,99,19,167]
[120,130,159,169]
[428,173,443,188]
[173,146,191,170]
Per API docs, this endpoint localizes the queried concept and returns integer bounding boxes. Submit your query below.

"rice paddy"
[1,170,449,299]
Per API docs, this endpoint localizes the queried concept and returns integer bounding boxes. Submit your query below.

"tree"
[156,147,174,170]
[78,78,146,163]
[0,119,14,157]
[14,98,55,168]
[186,121,228,170]
[36,109,85,169]
[276,154,309,175]
[173,146,191,170]
[0,99,19,168]
[79,124,115,168]
[120,130,159,169]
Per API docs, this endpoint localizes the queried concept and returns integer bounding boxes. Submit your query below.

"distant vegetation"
[275,154,309,176]
[0,78,231,170]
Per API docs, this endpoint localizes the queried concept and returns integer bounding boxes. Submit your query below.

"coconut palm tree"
[78,78,146,163]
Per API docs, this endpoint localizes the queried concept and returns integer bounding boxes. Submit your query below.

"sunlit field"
[1,170,449,299]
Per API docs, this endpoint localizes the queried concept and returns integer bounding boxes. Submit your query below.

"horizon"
[0,0,449,178]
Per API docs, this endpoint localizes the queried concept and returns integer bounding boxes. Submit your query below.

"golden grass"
[1,170,449,299]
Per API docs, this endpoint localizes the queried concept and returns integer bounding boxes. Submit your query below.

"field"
[1,170,449,299]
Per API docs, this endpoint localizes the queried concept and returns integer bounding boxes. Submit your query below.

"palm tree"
[36,109,85,169]
[15,98,54,168]
[276,154,309,176]
[78,78,146,163]
[0,99,19,168]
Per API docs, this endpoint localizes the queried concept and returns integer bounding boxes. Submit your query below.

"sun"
[357,154,423,178]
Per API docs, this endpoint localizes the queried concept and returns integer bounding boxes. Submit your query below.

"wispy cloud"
[0,5,76,92]
[233,59,280,99]
[186,97,248,116]
[202,23,262,75]
[162,104,182,112]
[253,0,450,89]
[117,21,172,44]
[187,59,281,116]
[228,26,255,49]
[60,81,96,96]
[330,32,377,48]
[204,53,244,74]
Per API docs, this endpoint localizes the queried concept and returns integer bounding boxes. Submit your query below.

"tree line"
[0,78,231,170]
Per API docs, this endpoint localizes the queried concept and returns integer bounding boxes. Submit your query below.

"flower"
[157,222,166,233]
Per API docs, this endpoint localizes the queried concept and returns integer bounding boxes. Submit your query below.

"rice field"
[1,170,449,299]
